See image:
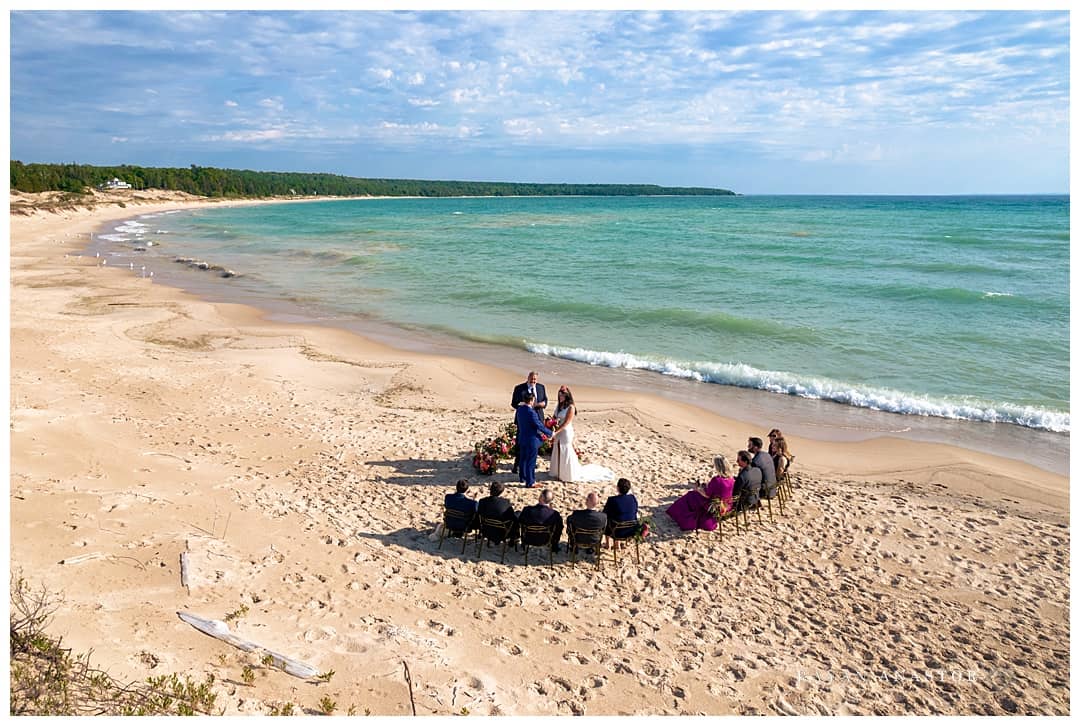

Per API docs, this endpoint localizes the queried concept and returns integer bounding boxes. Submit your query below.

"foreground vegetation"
[11,161,735,198]
[9,572,220,715]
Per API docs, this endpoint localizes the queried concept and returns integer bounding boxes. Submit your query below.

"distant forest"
[10,161,735,198]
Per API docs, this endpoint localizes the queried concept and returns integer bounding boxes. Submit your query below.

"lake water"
[92,194,1070,472]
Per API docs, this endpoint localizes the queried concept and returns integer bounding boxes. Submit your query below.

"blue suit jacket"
[603,493,639,524]
[444,492,478,515]
[514,403,553,451]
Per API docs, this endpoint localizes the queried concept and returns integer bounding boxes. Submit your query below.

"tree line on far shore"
[10,161,735,198]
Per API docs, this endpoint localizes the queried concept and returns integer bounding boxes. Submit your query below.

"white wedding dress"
[550,405,615,483]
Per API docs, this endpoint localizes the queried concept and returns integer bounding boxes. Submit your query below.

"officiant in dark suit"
[511,371,547,474]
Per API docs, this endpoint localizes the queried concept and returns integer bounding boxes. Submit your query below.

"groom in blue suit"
[514,391,553,488]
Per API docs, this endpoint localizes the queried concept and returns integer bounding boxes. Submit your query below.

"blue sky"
[8,8,1070,194]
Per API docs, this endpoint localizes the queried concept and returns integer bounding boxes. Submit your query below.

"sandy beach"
[8,192,1070,715]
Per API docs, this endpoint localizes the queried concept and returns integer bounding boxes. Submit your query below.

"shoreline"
[92,198,1068,477]
[10,194,1070,715]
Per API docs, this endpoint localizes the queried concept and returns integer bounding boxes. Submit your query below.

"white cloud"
[450,88,482,104]
[408,98,440,107]
[110,136,128,143]
[225,100,239,107]
[795,141,885,164]
[258,97,284,112]
[213,128,287,142]
[407,72,425,85]
[503,118,543,137]
[850,22,915,41]
[379,121,441,131]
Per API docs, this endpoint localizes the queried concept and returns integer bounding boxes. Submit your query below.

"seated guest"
[770,437,794,480]
[476,481,518,544]
[748,436,777,500]
[768,428,795,465]
[603,478,639,527]
[518,488,564,553]
[566,492,608,552]
[603,477,639,546]
[444,479,478,533]
[732,450,762,511]
[665,455,736,531]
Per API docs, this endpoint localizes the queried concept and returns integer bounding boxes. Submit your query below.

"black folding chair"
[439,506,474,554]
[476,515,515,564]
[521,523,557,567]
[741,487,764,527]
[777,468,795,504]
[761,480,785,520]
[568,525,604,570]
[606,519,641,566]
[712,494,741,541]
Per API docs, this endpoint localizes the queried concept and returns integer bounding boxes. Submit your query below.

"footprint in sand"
[424,620,455,636]
[560,700,585,716]
[484,636,524,656]
[562,651,590,665]
[726,664,747,681]
[678,649,704,671]
[549,675,574,692]
[540,619,572,633]
[642,660,662,677]
[302,626,337,642]
[472,608,496,620]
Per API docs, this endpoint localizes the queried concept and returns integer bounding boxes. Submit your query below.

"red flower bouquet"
[469,422,519,475]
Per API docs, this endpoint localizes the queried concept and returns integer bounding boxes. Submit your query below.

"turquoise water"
[103,195,1070,432]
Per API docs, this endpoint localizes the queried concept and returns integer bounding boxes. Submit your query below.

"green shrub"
[9,570,220,715]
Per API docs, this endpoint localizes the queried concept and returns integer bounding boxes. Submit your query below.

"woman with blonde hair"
[665,454,736,531]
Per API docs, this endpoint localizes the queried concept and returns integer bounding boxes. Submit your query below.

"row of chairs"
[438,508,641,570]
[712,469,797,540]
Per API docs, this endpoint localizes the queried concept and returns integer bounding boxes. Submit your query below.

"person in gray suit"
[748,436,777,500]
[732,450,762,511]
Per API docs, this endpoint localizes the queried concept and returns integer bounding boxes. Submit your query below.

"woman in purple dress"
[666,455,736,531]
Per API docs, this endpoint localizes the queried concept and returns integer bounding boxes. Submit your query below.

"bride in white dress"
[550,386,615,483]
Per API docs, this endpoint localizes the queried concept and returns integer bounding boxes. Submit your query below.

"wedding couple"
[512,371,614,487]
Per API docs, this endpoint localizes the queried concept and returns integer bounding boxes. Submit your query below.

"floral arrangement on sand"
[634,514,653,542]
[471,423,517,475]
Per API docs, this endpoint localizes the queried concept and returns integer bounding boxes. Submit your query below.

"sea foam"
[526,343,1070,433]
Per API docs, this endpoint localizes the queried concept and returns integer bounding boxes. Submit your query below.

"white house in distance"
[99,177,132,190]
